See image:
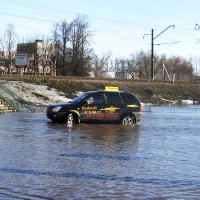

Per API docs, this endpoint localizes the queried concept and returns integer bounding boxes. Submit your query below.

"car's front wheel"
[121,114,136,125]
[65,113,75,126]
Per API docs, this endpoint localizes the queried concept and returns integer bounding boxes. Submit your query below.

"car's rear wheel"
[65,113,75,126]
[121,114,136,125]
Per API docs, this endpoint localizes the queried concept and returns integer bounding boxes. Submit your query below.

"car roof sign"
[105,86,119,91]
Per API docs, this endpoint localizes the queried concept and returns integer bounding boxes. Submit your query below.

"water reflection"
[67,123,141,142]
[46,121,141,152]
[72,123,140,153]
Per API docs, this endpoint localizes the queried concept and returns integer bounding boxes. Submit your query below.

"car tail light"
[139,104,142,112]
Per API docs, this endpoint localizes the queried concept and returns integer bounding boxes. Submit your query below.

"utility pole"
[150,25,175,80]
[151,29,154,80]
[195,23,200,80]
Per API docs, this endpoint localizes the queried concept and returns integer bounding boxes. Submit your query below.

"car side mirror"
[83,99,88,105]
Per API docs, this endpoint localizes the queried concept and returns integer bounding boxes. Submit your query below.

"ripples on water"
[0,106,200,199]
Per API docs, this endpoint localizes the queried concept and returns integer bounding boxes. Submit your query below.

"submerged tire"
[121,114,136,125]
[65,113,75,126]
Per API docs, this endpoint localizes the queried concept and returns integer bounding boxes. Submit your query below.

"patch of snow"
[180,100,194,105]
[4,81,71,106]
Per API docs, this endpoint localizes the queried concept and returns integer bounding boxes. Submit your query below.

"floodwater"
[0,105,200,200]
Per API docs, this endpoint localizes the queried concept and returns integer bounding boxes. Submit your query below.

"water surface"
[0,106,200,199]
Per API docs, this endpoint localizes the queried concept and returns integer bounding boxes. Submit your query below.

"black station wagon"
[46,87,142,126]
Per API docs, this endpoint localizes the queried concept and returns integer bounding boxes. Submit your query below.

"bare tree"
[137,51,151,79]
[114,55,141,79]
[38,39,56,75]
[154,54,166,80]
[52,17,94,76]
[53,20,72,75]
[153,55,194,81]
[191,56,200,79]
[69,17,94,76]
[92,51,111,77]
[125,54,141,79]
[171,56,193,81]
[0,24,17,74]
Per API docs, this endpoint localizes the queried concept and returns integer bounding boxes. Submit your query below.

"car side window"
[121,93,139,104]
[106,93,122,104]
[86,93,105,105]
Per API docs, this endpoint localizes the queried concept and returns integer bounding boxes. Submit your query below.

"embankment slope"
[1,76,200,105]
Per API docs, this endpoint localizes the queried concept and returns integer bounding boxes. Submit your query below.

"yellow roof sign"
[105,86,119,91]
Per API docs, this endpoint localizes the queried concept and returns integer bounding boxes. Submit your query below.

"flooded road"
[0,105,200,199]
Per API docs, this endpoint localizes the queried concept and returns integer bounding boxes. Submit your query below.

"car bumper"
[134,112,142,122]
[46,111,66,122]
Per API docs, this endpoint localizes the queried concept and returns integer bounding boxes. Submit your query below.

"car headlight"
[52,106,62,112]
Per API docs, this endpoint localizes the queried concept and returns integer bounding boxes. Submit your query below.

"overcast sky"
[0,0,200,60]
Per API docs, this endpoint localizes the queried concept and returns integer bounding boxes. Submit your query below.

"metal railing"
[0,83,35,112]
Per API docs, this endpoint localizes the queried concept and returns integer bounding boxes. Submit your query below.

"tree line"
[0,16,198,81]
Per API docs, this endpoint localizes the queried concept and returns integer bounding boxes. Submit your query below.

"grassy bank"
[1,75,200,104]
[43,80,200,104]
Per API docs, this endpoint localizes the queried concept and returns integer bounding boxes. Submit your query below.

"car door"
[120,92,141,112]
[102,92,124,121]
[79,92,106,122]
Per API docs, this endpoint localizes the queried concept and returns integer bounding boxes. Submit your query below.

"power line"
[0,0,195,30]
[0,12,55,23]
[0,10,195,37]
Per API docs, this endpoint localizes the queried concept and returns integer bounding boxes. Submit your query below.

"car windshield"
[69,92,90,103]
